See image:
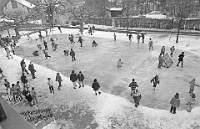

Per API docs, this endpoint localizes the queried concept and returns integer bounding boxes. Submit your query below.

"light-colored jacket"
[47,80,53,87]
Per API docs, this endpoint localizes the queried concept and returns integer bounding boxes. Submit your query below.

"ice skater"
[160,46,165,56]
[31,87,38,105]
[70,49,76,61]
[158,54,163,68]
[77,71,84,88]
[117,59,124,68]
[129,79,139,96]
[92,79,101,96]
[28,62,36,79]
[43,50,51,59]
[33,50,39,56]
[137,34,140,43]
[21,73,28,87]
[132,89,142,107]
[188,78,200,93]
[128,33,133,42]
[20,59,29,74]
[47,78,54,94]
[92,40,98,47]
[170,46,175,57]
[5,47,13,59]
[170,93,180,114]
[0,68,4,78]
[70,70,77,89]
[186,93,196,112]
[150,75,160,90]
[63,50,69,56]
[56,73,62,90]
[43,40,48,50]
[77,36,83,47]
[177,52,184,68]
[141,33,145,43]
[113,33,117,41]
[148,38,153,50]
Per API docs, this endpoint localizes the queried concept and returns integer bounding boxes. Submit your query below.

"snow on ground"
[1,28,200,129]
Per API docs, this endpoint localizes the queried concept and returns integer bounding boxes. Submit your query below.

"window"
[11,1,18,9]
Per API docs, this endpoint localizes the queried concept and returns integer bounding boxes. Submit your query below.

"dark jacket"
[77,73,84,81]
[21,75,28,84]
[92,82,100,91]
[28,64,36,72]
[133,92,142,104]
[170,97,180,107]
[70,73,77,82]
[56,75,62,82]
[70,50,75,57]
[129,81,138,90]
[178,54,184,61]
[20,61,26,68]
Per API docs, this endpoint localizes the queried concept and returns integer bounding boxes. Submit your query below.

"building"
[3,0,35,19]
[110,8,123,17]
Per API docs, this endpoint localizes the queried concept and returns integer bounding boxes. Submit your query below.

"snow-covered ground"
[0,28,200,129]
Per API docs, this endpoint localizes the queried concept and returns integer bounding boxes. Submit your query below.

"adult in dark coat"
[177,52,185,68]
[70,70,77,89]
[78,36,83,47]
[28,62,36,79]
[129,79,138,96]
[21,73,28,86]
[77,71,84,88]
[43,40,48,50]
[56,73,62,90]
[92,79,101,96]
[70,49,76,61]
[132,89,142,107]
[20,59,29,74]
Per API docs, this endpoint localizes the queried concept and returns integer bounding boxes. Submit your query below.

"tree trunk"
[80,19,84,35]
[14,26,19,37]
[176,19,182,43]
[7,28,11,37]
[126,17,129,36]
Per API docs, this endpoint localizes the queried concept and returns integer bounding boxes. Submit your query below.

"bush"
[71,21,80,26]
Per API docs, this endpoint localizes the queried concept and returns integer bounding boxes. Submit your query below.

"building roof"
[14,0,36,9]
[110,7,123,11]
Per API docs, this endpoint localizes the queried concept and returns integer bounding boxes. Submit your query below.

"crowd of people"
[0,26,199,117]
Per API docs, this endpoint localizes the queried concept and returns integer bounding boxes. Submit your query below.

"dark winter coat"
[129,81,138,91]
[92,82,100,91]
[70,73,77,82]
[70,50,75,57]
[178,54,184,61]
[133,92,142,104]
[20,61,26,68]
[21,75,28,84]
[28,64,36,72]
[77,73,84,81]
[170,97,180,107]
[56,75,62,82]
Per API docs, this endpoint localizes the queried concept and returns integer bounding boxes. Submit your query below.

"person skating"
[170,46,175,57]
[132,89,142,107]
[129,79,139,96]
[170,93,180,114]
[186,93,196,112]
[150,75,160,90]
[58,26,62,33]
[21,73,28,87]
[128,34,133,41]
[113,33,117,41]
[160,46,165,56]
[63,50,69,56]
[43,40,48,50]
[177,52,184,68]
[5,47,13,59]
[28,62,36,79]
[92,79,101,96]
[141,33,145,43]
[137,34,140,43]
[31,87,38,105]
[56,73,62,90]
[117,59,124,68]
[43,50,51,59]
[158,54,163,68]
[148,38,153,50]
[47,78,54,94]
[77,36,83,47]
[70,70,77,89]
[70,49,76,61]
[20,59,29,74]
[92,40,98,47]
[77,71,84,88]
[0,68,4,78]
[188,78,200,93]
[50,38,56,50]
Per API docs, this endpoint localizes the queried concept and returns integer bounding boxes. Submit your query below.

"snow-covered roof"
[0,18,14,23]
[110,8,123,11]
[14,0,36,9]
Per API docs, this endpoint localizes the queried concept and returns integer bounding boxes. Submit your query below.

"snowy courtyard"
[1,28,200,129]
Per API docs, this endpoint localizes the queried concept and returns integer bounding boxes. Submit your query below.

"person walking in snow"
[20,59,29,74]
[42,50,51,59]
[33,50,39,56]
[141,33,145,43]
[177,52,184,68]
[92,79,101,96]
[158,54,163,68]
[148,38,153,50]
[77,36,83,47]
[70,70,77,89]
[47,78,54,94]
[188,78,200,93]
[160,46,165,56]
[28,62,36,79]
[170,46,175,57]
[129,79,139,96]
[117,59,124,68]
[77,71,84,88]
[186,93,196,112]
[113,33,117,41]
[92,40,98,47]
[43,40,48,50]
[50,38,56,50]
[63,49,69,56]
[150,75,160,90]
[170,93,180,114]
[70,49,76,61]
[132,89,142,107]
[56,73,62,90]
[21,73,28,87]
[137,34,140,43]
[58,26,62,33]
[0,68,4,78]
[128,34,133,42]
[31,87,38,105]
